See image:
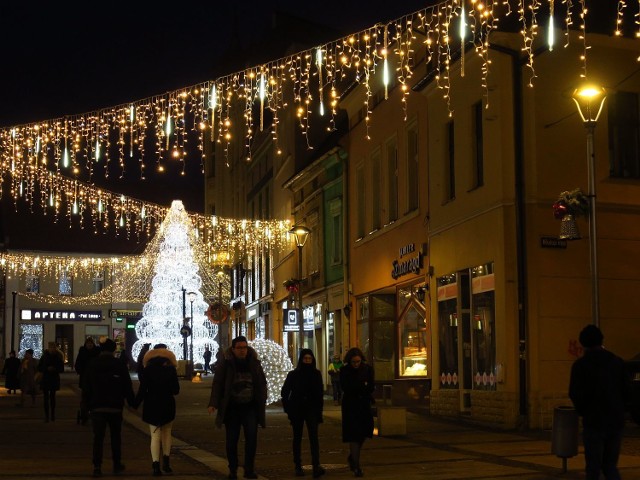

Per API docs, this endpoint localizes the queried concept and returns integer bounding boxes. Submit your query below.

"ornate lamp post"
[187,291,197,379]
[289,225,310,349]
[572,84,607,327]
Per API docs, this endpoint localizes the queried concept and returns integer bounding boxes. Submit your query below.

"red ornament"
[552,201,568,220]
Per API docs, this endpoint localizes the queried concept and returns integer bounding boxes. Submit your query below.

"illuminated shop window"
[397,284,428,377]
[19,323,44,359]
[437,273,458,389]
[471,263,496,391]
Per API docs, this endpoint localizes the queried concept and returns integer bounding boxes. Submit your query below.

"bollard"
[551,406,579,473]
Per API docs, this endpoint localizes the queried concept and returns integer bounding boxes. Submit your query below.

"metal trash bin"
[551,406,579,472]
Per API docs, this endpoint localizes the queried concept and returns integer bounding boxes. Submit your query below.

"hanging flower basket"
[553,188,589,241]
[552,188,589,219]
[283,278,299,293]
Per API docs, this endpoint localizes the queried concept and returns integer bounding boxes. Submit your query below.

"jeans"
[291,415,320,467]
[583,426,623,480]
[91,411,123,467]
[331,377,342,402]
[224,406,258,473]
[42,389,57,420]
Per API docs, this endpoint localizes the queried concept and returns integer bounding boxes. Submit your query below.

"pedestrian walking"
[203,346,212,374]
[135,344,180,477]
[83,338,135,478]
[75,337,100,424]
[19,349,38,407]
[328,354,344,405]
[281,348,326,478]
[207,335,267,480]
[340,347,374,478]
[2,350,21,394]
[38,341,64,422]
[569,324,630,480]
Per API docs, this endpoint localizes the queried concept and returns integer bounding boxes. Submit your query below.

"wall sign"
[283,309,314,332]
[21,309,102,321]
[391,243,424,279]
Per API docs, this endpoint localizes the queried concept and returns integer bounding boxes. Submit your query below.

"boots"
[162,455,172,474]
[152,461,162,476]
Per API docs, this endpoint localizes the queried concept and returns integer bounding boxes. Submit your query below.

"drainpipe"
[489,42,528,425]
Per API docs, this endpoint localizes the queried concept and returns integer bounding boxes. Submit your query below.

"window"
[386,138,398,223]
[397,284,428,377]
[25,276,40,293]
[59,271,72,296]
[446,120,455,201]
[608,91,640,178]
[471,263,496,391]
[93,274,104,294]
[19,323,44,359]
[356,164,365,239]
[437,274,459,389]
[371,150,382,231]
[471,101,484,188]
[406,123,419,212]
[329,198,343,265]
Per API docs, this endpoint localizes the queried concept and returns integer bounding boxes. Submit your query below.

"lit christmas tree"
[250,338,293,405]
[132,200,217,364]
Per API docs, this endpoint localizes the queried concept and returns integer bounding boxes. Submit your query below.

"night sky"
[0,1,429,252]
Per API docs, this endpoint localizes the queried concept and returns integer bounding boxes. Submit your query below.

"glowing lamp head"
[289,225,310,248]
[572,84,607,124]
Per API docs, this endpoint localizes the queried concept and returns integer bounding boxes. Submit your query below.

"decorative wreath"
[206,303,229,324]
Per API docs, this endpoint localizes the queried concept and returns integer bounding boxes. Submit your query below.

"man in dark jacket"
[569,325,629,480]
[207,336,267,480]
[83,338,135,478]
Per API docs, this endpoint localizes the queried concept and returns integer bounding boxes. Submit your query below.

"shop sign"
[283,309,314,332]
[21,309,102,321]
[109,309,142,318]
[246,306,259,320]
[391,243,424,279]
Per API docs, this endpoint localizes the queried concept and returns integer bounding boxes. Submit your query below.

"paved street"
[2,372,640,479]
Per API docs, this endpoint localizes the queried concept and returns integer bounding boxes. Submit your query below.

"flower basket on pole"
[553,188,589,240]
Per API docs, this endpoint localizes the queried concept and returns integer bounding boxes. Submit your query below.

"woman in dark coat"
[340,347,374,477]
[2,350,21,394]
[135,344,180,477]
[38,342,64,422]
[281,349,326,478]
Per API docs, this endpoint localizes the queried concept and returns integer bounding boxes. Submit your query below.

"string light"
[0,1,633,197]
[249,338,294,405]
[549,0,555,51]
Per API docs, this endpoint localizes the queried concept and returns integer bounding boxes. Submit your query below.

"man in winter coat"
[207,336,267,480]
[569,324,630,480]
[83,338,135,478]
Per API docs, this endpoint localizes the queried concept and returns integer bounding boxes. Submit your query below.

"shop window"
[471,263,496,390]
[370,295,395,381]
[19,323,44,359]
[397,284,428,377]
[437,274,458,389]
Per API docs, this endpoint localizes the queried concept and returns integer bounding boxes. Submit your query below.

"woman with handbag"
[340,347,375,477]
[135,344,180,476]
[281,349,326,478]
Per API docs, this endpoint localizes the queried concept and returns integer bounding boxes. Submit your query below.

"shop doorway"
[55,324,74,367]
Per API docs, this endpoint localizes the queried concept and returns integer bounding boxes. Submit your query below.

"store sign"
[109,309,142,318]
[391,243,424,279]
[283,309,314,332]
[21,309,102,321]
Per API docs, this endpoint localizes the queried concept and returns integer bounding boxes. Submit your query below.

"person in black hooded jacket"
[135,344,180,477]
[281,348,325,478]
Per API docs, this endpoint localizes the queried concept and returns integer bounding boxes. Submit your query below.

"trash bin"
[551,406,579,459]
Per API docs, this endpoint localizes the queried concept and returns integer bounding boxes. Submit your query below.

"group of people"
[207,336,374,479]
[2,342,64,418]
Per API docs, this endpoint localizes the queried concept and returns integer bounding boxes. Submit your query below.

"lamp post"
[11,291,17,352]
[181,287,187,361]
[290,225,310,349]
[187,291,196,379]
[572,84,607,327]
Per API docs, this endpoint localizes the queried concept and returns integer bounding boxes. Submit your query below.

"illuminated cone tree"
[132,200,217,364]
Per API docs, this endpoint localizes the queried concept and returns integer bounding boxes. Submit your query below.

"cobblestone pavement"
[2,372,640,479]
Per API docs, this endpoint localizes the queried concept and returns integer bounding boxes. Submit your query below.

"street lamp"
[11,291,17,353]
[572,83,607,327]
[187,291,197,379]
[290,225,310,349]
